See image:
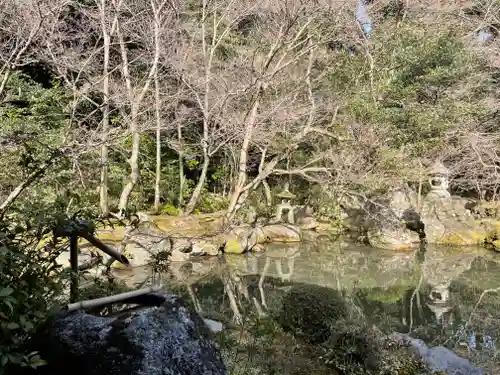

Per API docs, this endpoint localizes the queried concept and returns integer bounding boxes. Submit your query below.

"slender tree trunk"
[226,93,261,219]
[0,156,58,216]
[99,0,111,217]
[114,0,164,215]
[184,152,210,214]
[183,0,212,214]
[0,70,11,98]
[177,121,185,209]
[153,5,162,213]
[153,75,161,212]
[118,109,140,214]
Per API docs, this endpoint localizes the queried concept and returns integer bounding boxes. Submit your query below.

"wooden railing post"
[54,219,130,303]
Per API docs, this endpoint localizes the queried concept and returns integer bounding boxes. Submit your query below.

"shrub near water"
[0,221,65,374]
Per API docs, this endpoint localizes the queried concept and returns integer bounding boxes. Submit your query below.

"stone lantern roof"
[276,182,296,200]
[428,161,449,177]
[276,188,296,200]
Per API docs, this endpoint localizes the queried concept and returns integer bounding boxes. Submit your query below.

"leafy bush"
[160,203,180,216]
[0,220,65,374]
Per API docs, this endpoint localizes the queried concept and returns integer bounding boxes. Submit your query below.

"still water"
[113,240,500,374]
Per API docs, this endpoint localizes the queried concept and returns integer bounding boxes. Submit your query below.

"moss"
[224,238,244,254]
[367,286,407,304]
[437,231,486,246]
[277,284,348,344]
[159,203,180,216]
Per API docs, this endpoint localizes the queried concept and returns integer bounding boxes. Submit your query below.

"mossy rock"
[437,231,486,246]
[277,284,348,344]
[224,238,245,254]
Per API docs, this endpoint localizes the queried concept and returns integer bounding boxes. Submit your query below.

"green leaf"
[0,287,13,297]
[6,322,19,330]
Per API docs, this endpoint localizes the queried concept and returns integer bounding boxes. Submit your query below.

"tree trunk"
[226,93,261,219]
[184,153,210,214]
[0,156,58,217]
[99,0,111,217]
[118,108,140,214]
[177,121,185,209]
[114,0,163,215]
[153,74,161,212]
[153,5,162,213]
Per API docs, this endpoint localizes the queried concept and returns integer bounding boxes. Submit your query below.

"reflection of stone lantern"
[427,161,450,198]
[428,283,452,323]
[274,183,296,224]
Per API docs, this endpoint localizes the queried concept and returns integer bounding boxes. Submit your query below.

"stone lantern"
[427,160,450,198]
[274,183,296,224]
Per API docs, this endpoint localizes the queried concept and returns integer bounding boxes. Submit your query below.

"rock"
[192,240,219,256]
[170,248,191,262]
[392,333,487,375]
[420,196,490,245]
[55,247,101,270]
[260,224,301,242]
[203,318,224,333]
[118,226,171,267]
[171,237,192,253]
[251,244,265,252]
[341,186,422,250]
[297,216,319,230]
[136,211,153,223]
[223,226,258,254]
[367,225,421,250]
[491,239,500,252]
[22,294,227,375]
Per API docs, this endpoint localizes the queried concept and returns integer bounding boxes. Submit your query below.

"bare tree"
[224,7,342,219]
[0,0,54,97]
[180,0,247,214]
[153,0,165,213]
[112,0,169,215]
[96,0,118,216]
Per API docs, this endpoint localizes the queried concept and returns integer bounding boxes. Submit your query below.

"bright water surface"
[113,240,500,374]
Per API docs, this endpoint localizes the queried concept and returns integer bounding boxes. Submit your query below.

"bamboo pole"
[66,285,163,312]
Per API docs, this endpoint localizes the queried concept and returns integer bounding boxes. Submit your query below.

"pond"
[112,239,500,374]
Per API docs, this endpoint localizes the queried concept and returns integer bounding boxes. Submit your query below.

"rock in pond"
[260,224,302,243]
[392,333,487,375]
[20,294,226,375]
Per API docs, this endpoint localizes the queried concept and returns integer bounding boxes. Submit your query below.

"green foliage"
[0,220,65,374]
[160,203,180,216]
[321,23,488,160]
[194,189,229,214]
[278,284,348,344]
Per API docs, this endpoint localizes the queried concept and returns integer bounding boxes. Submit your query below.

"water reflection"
[113,239,500,359]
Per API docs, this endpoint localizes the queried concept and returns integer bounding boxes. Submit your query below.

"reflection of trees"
[150,243,497,340]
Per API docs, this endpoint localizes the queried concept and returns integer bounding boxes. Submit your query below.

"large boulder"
[222,224,302,254]
[259,224,302,242]
[340,186,422,250]
[118,226,171,268]
[22,294,227,375]
[420,195,494,246]
[363,187,421,250]
[223,225,259,254]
